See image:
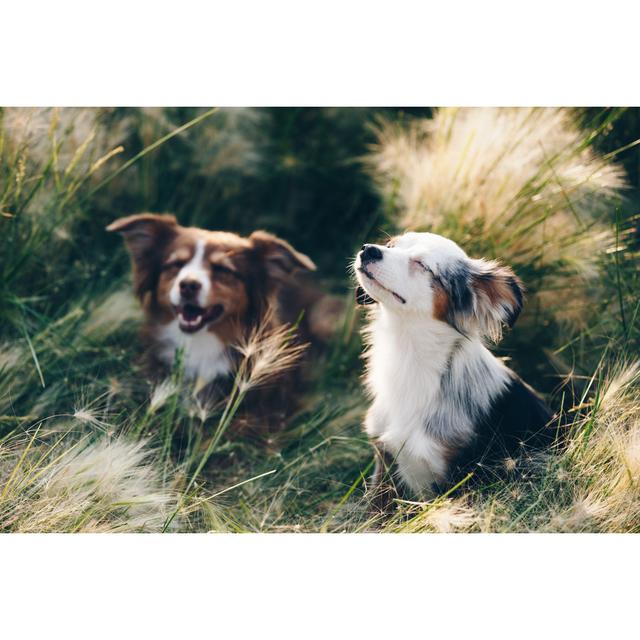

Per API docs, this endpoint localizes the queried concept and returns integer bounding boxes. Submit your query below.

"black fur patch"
[437,262,473,333]
[505,277,524,327]
[443,263,473,313]
[446,371,556,486]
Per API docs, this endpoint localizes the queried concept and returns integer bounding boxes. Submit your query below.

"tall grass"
[0,107,638,532]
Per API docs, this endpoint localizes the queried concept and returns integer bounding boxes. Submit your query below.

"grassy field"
[0,107,638,532]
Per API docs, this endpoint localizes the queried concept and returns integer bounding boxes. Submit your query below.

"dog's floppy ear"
[106,213,178,300]
[355,286,376,306]
[439,258,523,342]
[468,258,524,342]
[249,230,316,281]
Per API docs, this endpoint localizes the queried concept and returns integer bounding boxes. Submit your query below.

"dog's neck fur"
[155,319,233,386]
[364,306,510,489]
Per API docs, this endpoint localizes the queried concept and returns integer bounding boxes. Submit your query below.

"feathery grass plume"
[1,108,128,218]
[0,431,180,532]
[234,309,309,393]
[2,108,124,172]
[408,500,478,534]
[73,407,111,433]
[368,108,627,325]
[149,379,179,414]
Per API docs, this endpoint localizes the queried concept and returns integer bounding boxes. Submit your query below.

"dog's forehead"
[395,232,468,263]
[168,228,252,256]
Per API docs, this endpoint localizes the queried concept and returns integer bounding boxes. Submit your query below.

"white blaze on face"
[169,238,210,307]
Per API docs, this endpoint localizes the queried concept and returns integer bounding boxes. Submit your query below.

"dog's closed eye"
[211,263,243,282]
[162,260,186,271]
[412,259,430,274]
[412,259,444,285]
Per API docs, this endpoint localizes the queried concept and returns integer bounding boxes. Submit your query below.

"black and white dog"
[354,231,555,497]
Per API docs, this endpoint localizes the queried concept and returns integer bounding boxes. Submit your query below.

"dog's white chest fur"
[364,308,509,494]
[157,320,232,385]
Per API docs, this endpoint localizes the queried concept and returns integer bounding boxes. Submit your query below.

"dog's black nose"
[180,279,201,298]
[361,244,383,263]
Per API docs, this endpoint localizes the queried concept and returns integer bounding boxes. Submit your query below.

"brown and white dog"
[108,213,334,411]
[353,231,555,499]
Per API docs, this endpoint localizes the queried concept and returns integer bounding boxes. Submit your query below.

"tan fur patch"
[432,283,450,322]
[474,268,518,308]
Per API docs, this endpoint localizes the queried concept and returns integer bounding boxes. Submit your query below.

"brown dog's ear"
[467,258,524,342]
[106,213,178,300]
[249,230,316,280]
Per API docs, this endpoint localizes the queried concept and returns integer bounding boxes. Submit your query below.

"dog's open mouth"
[176,303,225,333]
[357,267,406,304]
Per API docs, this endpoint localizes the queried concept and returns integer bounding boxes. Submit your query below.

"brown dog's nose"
[179,279,201,299]
[361,244,383,263]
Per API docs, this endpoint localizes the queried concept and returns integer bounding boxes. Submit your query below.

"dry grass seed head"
[1,435,179,533]
[233,309,308,393]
